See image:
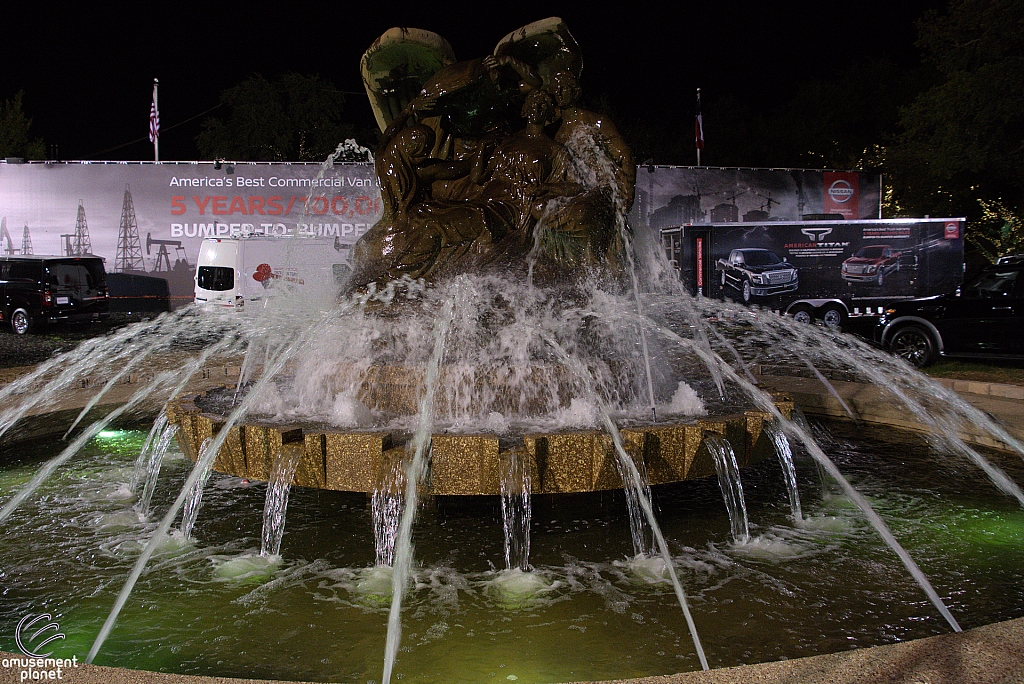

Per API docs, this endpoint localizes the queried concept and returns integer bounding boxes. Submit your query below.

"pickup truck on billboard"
[661,218,965,329]
[717,248,798,301]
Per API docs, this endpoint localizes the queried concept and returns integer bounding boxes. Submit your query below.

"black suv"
[874,256,1024,367]
[0,256,110,334]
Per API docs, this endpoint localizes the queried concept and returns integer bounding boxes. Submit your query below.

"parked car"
[841,245,902,285]
[874,258,1024,367]
[0,255,110,334]
[716,248,798,302]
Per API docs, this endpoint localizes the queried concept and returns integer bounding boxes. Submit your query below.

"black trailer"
[661,218,965,329]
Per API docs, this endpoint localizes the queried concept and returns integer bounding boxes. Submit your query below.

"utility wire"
[86,101,226,158]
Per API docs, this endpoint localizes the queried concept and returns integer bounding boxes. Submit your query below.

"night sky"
[5,1,948,162]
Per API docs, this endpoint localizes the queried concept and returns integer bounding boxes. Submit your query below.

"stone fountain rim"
[2,370,1022,683]
[3,616,1022,683]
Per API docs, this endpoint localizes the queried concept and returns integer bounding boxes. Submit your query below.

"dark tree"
[892,0,1024,218]
[623,60,920,175]
[0,91,45,159]
[197,73,357,161]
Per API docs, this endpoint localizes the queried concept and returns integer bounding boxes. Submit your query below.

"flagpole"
[695,87,702,167]
[153,79,160,162]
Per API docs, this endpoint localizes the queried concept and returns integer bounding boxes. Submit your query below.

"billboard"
[631,166,882,236]
[1,162,882,304]
[663,218,964,307]
[0,161,382,303]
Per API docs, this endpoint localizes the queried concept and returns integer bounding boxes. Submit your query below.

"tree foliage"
[0,91,45,159]
[197,73,356,161]
[623,59,920,173]
[892,0,1024,217]
[970,199,1024,260]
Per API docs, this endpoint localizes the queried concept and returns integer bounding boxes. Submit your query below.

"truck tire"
[720,270,727,288]
[741,279,751,303]
[10,308,33,335]
[889,325,936,368]
[789,305,813,324]
[876,271,884,286]
[821,305,845,330]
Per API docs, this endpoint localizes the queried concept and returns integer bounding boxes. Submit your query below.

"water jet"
[1,16,1023,684]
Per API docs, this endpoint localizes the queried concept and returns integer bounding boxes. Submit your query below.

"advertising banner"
[706,219,964,303]
[632,166,882,236]
[0,161,382,303]
[822,171,860,218]
[2,162,883,305]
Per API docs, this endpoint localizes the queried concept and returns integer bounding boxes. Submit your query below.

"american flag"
[695,89,704,151]
[148,97,159,143]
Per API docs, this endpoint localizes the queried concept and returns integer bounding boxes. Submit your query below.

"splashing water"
[500,450,532,571]
[373,455,406,568]
[180,438,217,540]
[535,329,708,670]
[86,315,323,663]
[648,320,963,633]
[130,410,168,493]
[261,443,304,557]
[4,133,1023,681]
[134,423,179,519]
[764,421,802,523]
[705,435,750,544]
[382,282,457,684]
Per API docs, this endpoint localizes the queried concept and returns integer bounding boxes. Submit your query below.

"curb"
[931,377,1024,400]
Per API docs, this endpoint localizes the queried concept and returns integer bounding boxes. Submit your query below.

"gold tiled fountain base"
[166,391,793,495]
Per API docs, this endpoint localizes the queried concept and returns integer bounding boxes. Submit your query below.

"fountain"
[1,16,1023,684]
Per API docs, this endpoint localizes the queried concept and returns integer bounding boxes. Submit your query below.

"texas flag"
[695,89,704,151]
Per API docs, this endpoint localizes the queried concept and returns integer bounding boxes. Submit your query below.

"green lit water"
[0,421,1022,683]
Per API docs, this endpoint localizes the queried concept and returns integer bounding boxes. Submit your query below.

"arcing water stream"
[0,150,1023,680]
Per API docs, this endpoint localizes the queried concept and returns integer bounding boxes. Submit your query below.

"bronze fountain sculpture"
[18,18,1009,684]
[351,18,636,289]
[168,18,789,498]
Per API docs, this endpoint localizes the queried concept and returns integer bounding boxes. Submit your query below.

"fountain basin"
[1,414,1022,683]
[166,389,793,495]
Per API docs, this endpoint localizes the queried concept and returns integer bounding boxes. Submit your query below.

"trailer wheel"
[10,308,33,335]
[789,305,813,324]
[821,305,845,330]
[741,279,752,303]
[889,325,936,368]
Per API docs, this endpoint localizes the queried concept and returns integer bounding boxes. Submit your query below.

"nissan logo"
[828,179,855,203]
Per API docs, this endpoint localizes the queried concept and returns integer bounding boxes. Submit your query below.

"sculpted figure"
[549,70,636,210]
[350,95,482,287]
[351,19,636,289]
[354,90,581,286]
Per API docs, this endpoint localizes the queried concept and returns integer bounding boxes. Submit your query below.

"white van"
[194,235,351,308]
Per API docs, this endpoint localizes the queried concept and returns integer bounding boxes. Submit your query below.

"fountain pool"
[1,419,1022,683]
[2,15,1024,684]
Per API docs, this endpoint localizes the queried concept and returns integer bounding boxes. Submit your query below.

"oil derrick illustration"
[115,184,144,272]
[21,224,33,254]
[0,217,15,254]
[72,200,93,255]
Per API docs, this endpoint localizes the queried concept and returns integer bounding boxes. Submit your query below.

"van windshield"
[197,266,234,291]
